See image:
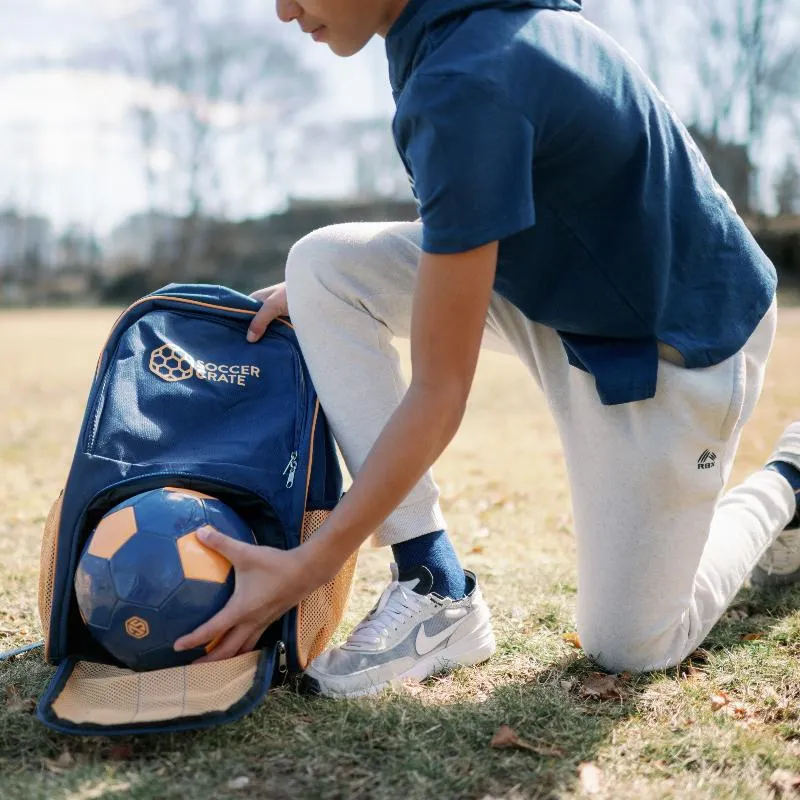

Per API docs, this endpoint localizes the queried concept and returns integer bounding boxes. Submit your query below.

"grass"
[1,305,799,800]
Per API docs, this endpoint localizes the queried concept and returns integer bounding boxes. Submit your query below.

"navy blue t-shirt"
[386,0,776,404]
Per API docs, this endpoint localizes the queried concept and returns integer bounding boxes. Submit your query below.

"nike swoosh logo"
[415,618,465,656]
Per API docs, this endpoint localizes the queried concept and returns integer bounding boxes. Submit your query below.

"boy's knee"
[285,224,353,301]
[578,624,687,675]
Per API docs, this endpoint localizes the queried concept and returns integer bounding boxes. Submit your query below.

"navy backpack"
[36,284,356,735]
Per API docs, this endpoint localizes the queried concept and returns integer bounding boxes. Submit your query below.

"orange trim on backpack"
[93,295,293,379]
[303,400,320,514]
[295,399,321,668]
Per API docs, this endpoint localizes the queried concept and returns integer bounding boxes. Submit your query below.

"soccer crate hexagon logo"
[125,616,150,639]
[149,344,194,382]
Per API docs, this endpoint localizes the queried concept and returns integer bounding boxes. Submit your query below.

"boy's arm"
[174,241,498,661]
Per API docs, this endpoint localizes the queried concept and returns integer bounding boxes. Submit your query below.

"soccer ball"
[74,487,256,671]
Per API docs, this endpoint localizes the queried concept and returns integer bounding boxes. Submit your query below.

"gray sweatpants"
[284,220,793,673]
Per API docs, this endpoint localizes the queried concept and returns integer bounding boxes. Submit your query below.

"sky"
[0,0,399,234]
[0,0,797,236]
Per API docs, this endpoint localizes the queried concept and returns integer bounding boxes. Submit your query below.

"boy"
[174,0,800,697]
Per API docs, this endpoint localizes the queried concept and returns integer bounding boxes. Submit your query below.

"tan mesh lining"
[296,510,357,669]
[50,652,260,726]
[39,491,64,661]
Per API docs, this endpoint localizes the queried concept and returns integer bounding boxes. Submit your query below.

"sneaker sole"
[307,625,498,700]
[750,564,800,587]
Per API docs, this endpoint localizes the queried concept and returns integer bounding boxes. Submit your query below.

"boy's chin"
[328,34,373,58]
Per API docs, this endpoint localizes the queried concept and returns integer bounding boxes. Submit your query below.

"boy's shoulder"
[397,6,625,112]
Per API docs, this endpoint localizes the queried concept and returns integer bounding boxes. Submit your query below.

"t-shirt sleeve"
[394,72,536,254]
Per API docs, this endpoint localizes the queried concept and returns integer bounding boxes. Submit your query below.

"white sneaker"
[302,564,496,698]
[751,422,800,587]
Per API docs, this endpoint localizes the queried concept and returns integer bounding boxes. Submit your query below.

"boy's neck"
[378,0,413,37]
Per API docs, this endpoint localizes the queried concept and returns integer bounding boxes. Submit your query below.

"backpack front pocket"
[84,311,305,476]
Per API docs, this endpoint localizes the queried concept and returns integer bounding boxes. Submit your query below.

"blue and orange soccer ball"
[74,487,256,671]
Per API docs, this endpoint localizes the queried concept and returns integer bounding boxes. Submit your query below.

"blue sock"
[767,460,800,525]
[391,530,466,599]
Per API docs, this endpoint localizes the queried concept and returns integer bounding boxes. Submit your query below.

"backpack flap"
[37,647,279,736]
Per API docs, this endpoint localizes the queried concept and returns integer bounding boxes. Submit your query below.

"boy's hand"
[248,282,288,342]
[173,526,321,662]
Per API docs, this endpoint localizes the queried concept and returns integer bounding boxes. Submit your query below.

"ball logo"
[125,616,150,639]
[148,342,261,387]
[149,344,194,382]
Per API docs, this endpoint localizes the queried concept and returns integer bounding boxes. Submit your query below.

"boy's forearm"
[301,380,466,580]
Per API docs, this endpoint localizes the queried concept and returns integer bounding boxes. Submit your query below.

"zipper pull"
[283,451,298,488]
[277,640,288,676]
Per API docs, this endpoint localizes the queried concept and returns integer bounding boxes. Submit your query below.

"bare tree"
[118,0,319,278]
[775,157,800,215]
[623,0,799,211]
[290,118,411,201]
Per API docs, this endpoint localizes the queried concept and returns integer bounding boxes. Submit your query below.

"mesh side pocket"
[39,490,64,661]
[296,510,358,669]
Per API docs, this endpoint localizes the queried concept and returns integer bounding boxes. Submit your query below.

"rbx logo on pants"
[697,450,718,470]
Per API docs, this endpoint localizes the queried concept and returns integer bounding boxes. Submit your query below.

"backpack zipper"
[277,640,287,676]
[283,452,298,488]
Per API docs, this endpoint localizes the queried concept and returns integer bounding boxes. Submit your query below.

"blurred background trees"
[0,0,798,304]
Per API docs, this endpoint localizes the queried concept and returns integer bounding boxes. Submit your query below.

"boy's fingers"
[195,526,249,565]
[173,604,237,652]
[242,628,265,655]
[247,302,277,342]
[194,625,251,663]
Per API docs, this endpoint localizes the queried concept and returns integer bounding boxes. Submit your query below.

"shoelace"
[345,581,426,648]
[762,529,800,574]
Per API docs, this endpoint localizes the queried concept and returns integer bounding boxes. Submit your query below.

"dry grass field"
[0,306,799,800]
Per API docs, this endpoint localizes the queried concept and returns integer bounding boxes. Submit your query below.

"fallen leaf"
[562,632,582,649]
[392,678,424,697]
[580,672,625,701]
[42,751,76,774]
[681,664,706,682]
[688,648,711,664]
[722,606,749,622]
[770,769,800,796]
[730,702,751,720]
[578,761,603,795]
[469,545,485,554]
[227,776,250,790]
[710,691,730,711]
[490,724,524,748]
[108,744,134,761]
[71,781,131,800]
[5,685,36,713]
[741,632,764,641]
[489,724,566,757]
[9,697,36,713]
